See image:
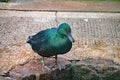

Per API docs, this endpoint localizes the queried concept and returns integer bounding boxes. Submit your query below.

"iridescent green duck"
[27,23,75,71]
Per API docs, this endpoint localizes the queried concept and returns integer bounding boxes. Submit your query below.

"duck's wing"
[32,28,57,44]
[29,28,57,56]
[32,30,49,44]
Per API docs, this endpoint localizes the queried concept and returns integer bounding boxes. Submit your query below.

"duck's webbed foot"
[42,63,51,72]
[56,63,66,71]
[49,55,65,71]
[49,62,66,71]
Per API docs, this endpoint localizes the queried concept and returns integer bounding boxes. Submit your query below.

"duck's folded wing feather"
[30,28,57,56]
[32,29,49,43]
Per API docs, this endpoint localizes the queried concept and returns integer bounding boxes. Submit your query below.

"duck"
[27,23,75,71]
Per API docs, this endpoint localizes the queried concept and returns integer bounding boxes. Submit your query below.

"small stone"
[84,18,88,22]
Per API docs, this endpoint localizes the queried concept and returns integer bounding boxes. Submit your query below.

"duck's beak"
[67,33,75,43]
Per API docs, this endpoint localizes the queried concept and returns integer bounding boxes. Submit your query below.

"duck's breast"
[49,35,72,55]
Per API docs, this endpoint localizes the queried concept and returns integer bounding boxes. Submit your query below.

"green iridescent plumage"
[27,23,74,57]
[27,23,75,70]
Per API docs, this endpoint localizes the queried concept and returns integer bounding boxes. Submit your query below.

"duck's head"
[58,23,75,43]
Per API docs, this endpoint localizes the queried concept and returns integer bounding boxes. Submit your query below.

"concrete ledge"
[0,10,56,17]
[57,12,120,18]
[1,10,120,18]
[0,1,120,12]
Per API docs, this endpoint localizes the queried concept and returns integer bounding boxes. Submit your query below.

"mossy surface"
[50,65,72,80]
[106,71,120,80]
[0,0,9,2]
[46,64,120,80]
[53,65,120,80]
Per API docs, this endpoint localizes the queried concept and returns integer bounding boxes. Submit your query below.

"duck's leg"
[41,57,51,72]
[41,57,45,65]
[55,55,65,71]
[49,55,57,69]
[55,55,58,65]
[41,57,45,70]
[50,55,64,71]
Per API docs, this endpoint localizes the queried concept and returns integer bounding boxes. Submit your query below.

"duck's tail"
[27,36,32,43]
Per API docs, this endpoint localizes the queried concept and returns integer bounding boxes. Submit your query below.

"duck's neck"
[56,33,65,38]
